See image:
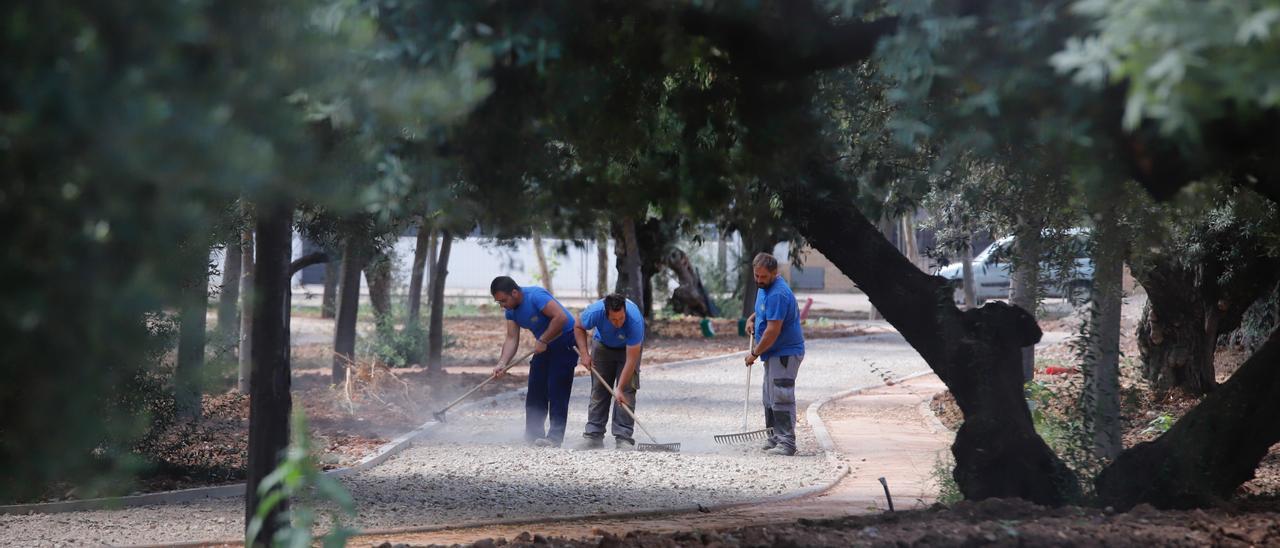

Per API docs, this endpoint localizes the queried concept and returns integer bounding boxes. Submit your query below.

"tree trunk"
[332,238,365,383]
[363,251,392,322]
[244,200,293,545]
[425,229,439,314]
[619,217,645,308]
[321,259,339,319]
[1097,324,1280,509]
[900,213,920,269]
[1134,240,1278,397]
[532,229,553,294]
[408,222,432,322]
[218,239,242,353]
[427,230,453,373]
[1084,209,1125,460]
[738,230,777,322]
[665,248,715,317]
[1009,218,1042,383]
[1136,278,1215,396]
[596,226,609,299]
[717,231,728,281]
[775,178,1077,506]
[175,245,210,421]
[238,229,255,393]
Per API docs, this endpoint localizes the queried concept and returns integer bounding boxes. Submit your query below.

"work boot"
[760,438,778,451]
[614,436,636,451]
[533,437,556,448]
[765,445,796,456]
[575,435,605,450]
[770,409,796,455]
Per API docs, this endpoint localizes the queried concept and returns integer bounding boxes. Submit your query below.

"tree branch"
[288,251,329,276]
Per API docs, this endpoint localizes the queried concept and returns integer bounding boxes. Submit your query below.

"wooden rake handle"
[435,349,535,417]
[588,367,660,445]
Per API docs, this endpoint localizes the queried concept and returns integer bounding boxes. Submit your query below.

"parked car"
[935,230,1094,305]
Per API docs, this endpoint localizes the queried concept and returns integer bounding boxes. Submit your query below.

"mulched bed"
[450,498,1280,547]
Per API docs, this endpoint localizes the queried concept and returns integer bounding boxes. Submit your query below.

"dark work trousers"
[762,354,803,451]
[525,331,578,446]
[583,341,639,441]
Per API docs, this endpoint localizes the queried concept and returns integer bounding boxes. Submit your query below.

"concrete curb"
[0,346,787,516]
[283,372,943,546]
[139,367,937,548]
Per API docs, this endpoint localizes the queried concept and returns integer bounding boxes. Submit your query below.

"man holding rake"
[745,252,806,456]
[572,293,645,450]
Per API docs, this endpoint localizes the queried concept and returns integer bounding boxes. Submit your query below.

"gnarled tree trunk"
[1097,325,1280,509]
[665,248,716,317]
[1134,240,1278,397]
[779,178,1076,505]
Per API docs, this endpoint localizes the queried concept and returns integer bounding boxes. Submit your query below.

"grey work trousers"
[583,342,639,440]
[762,354,803,451]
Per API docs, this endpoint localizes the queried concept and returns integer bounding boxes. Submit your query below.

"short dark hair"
[490,276,519,295]
[603,293,626,312]
[752,252,779,272]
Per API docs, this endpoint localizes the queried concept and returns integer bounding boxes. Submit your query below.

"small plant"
[929,452,963,505]
[1140,413,1175,435]
[246,411,358,547]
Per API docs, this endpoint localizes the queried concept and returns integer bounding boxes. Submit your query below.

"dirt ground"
[409,499,1280,547]
[41,315,865,502]
[928,291,1280,502]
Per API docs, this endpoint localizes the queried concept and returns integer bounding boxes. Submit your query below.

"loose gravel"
[0,333,928,547]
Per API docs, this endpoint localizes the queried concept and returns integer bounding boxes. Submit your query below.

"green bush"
[930,452,963,506]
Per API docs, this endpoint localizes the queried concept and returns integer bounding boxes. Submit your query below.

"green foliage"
[1141,413,1176,436]
[1025,376,1106,500]
[362,321,429,369]
[1053,0,1280,139]
[247,411,358,548]
[929,452,964,506]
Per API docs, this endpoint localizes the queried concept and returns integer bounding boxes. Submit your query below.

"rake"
[588,367,681,452]
[431,349,535,423]
[714,336,773,445]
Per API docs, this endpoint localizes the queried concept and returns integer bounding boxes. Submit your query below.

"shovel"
[432,349,535,423]
[714,336,773,445]
[588,367,680,452]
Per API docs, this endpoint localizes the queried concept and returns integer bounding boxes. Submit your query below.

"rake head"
[432,411,448,423]
[713,428,773,445]
[638,442,681,453]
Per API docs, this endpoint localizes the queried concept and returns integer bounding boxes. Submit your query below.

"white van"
[936,230,1094,305]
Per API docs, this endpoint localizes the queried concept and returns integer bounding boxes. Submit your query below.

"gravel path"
[0,334,928,547]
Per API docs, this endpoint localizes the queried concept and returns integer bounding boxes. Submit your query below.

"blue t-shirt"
[504,286,574,340]
[580,298,645,349]
[754,276,805,359]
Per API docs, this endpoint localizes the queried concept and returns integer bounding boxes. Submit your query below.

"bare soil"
[420,499,1280,547]
[39,315,865,502]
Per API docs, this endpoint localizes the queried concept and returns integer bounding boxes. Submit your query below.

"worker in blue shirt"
[572,293,645,450]
[490,276,578,447]
[744,252,806,456]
